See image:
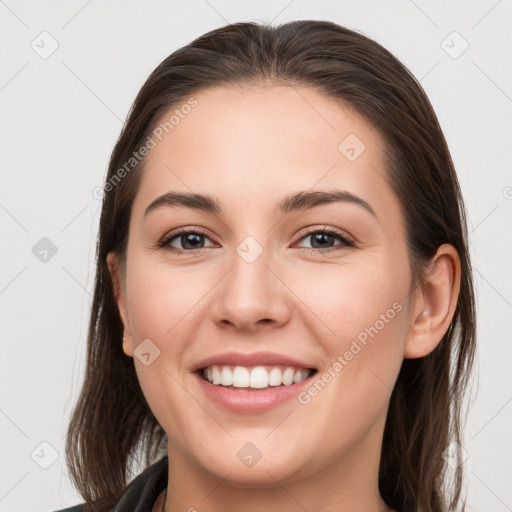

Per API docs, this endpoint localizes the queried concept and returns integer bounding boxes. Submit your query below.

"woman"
[59,19,476,512]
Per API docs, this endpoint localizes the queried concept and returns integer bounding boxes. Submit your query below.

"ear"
[404,243,461,359]
[106,252,134,357]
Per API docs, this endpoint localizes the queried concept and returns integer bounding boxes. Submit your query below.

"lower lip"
[193,371,316,413]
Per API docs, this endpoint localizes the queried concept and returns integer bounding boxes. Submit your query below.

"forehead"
[132,84,399,227]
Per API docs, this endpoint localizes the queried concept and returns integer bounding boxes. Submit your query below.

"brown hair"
[65,20,476,512]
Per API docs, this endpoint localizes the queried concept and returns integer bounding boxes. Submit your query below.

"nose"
[210,242,291,332]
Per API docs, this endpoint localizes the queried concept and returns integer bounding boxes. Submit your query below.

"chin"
[196,446,314,488]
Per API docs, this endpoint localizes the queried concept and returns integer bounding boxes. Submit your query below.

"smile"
[201,364,314,389]
[193,366,318,414]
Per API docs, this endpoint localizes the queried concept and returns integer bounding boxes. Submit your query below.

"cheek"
[123,256,199,436]
[291,258,407,343]
[124,257,211,340]
[293,258,408,406]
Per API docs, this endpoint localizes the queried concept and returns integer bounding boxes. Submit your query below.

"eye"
[295,227,357,254]
[157,226,357,254]
[158,229,216,252]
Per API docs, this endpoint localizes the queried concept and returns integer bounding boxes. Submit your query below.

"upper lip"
[191,351,316,372]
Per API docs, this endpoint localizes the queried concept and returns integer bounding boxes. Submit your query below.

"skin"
[107,84,461,512]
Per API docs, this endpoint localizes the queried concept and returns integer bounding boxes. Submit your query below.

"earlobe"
[122,337,134,357]
[106,252,134,358]
[404,244,461,359]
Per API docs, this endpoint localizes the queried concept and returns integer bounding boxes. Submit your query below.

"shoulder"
[52,455,168,512]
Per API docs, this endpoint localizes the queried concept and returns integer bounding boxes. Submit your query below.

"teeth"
[249,366,268,389]
[293,369,304,383]
[220,366,233,386]
[212,366,221,385]
[268,367,282,386]
[282,367,295,385]
[202,365,313,389]
[232,366,249,387]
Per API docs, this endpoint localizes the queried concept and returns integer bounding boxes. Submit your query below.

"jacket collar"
[111,456,168,512]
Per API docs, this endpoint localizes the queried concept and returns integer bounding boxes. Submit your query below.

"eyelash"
[157,227,357,255]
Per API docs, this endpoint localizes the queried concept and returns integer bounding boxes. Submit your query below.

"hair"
[65,20,477,512]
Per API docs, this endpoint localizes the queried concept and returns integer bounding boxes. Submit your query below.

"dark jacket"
[53,456,168,512]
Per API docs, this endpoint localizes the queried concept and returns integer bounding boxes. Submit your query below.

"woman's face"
[109,85,420,491]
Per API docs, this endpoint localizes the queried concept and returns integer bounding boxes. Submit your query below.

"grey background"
[1,1,511,511]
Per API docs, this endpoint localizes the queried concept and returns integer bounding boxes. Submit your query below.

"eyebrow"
[144,189,377,218]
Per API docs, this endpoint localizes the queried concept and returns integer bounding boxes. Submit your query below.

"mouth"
[192,364,319,413]
[196,364,318,389]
